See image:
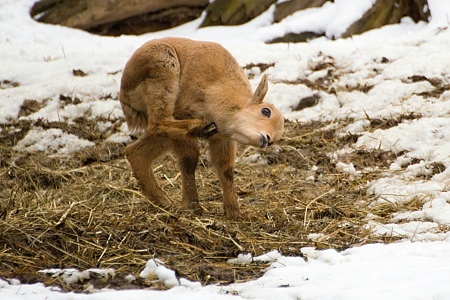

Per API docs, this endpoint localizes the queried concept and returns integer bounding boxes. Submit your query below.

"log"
[31,0,208,33]
[30,0,430,38]
[91,6,205,36]
[269,0,430,43]
[342,0,430,38]
[200,0,276,27]
[273,0,329,23]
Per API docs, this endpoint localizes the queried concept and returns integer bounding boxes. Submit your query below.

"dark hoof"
[189,122,218,139]
[201,122,218,139]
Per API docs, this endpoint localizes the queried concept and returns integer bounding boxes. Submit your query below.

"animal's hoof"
[154,198,172,209]
[225,209,242,220]
[182,202,204,215]
[201,122,218,139]
[189,121,218,139]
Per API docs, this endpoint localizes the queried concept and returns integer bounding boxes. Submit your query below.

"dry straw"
[0,120,415,291]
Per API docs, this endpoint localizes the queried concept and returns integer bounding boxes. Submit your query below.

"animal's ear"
[251,74,268,104]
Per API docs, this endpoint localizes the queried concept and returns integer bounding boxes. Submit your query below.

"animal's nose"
[259,133,272,148]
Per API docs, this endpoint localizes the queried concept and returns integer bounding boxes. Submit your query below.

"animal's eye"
[261,107,271,118]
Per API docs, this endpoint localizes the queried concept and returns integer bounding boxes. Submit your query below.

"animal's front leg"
[208,137,241,219]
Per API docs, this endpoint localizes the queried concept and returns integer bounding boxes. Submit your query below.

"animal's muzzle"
[259,133,272,148]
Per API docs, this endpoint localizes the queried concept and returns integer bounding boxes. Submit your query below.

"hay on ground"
[0,119,419,291]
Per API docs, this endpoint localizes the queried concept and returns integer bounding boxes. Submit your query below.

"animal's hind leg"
[171,139,202,213]
[150,119,217,140]
[126,132,172,207]
[122,42,217,141]
[208,136,241,219]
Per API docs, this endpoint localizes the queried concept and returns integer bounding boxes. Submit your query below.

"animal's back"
[119,38,252,131]
[170,38,253,120]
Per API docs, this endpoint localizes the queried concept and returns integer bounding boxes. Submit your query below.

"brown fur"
[119,37,284,219]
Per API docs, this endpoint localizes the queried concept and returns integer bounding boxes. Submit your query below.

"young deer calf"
[119,37,284,219]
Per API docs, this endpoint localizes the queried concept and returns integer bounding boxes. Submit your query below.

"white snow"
[1,0,450,299]
[13,127,95,155]
[37,268,115,285]
[259,0,376,40]
[139,259,180,288]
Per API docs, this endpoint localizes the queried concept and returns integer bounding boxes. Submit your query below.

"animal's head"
[225,75,284,148]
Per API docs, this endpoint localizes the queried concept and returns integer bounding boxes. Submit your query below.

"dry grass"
[0,118,411,291]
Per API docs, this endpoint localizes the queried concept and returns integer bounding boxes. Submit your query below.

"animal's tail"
[120,101,147,134]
